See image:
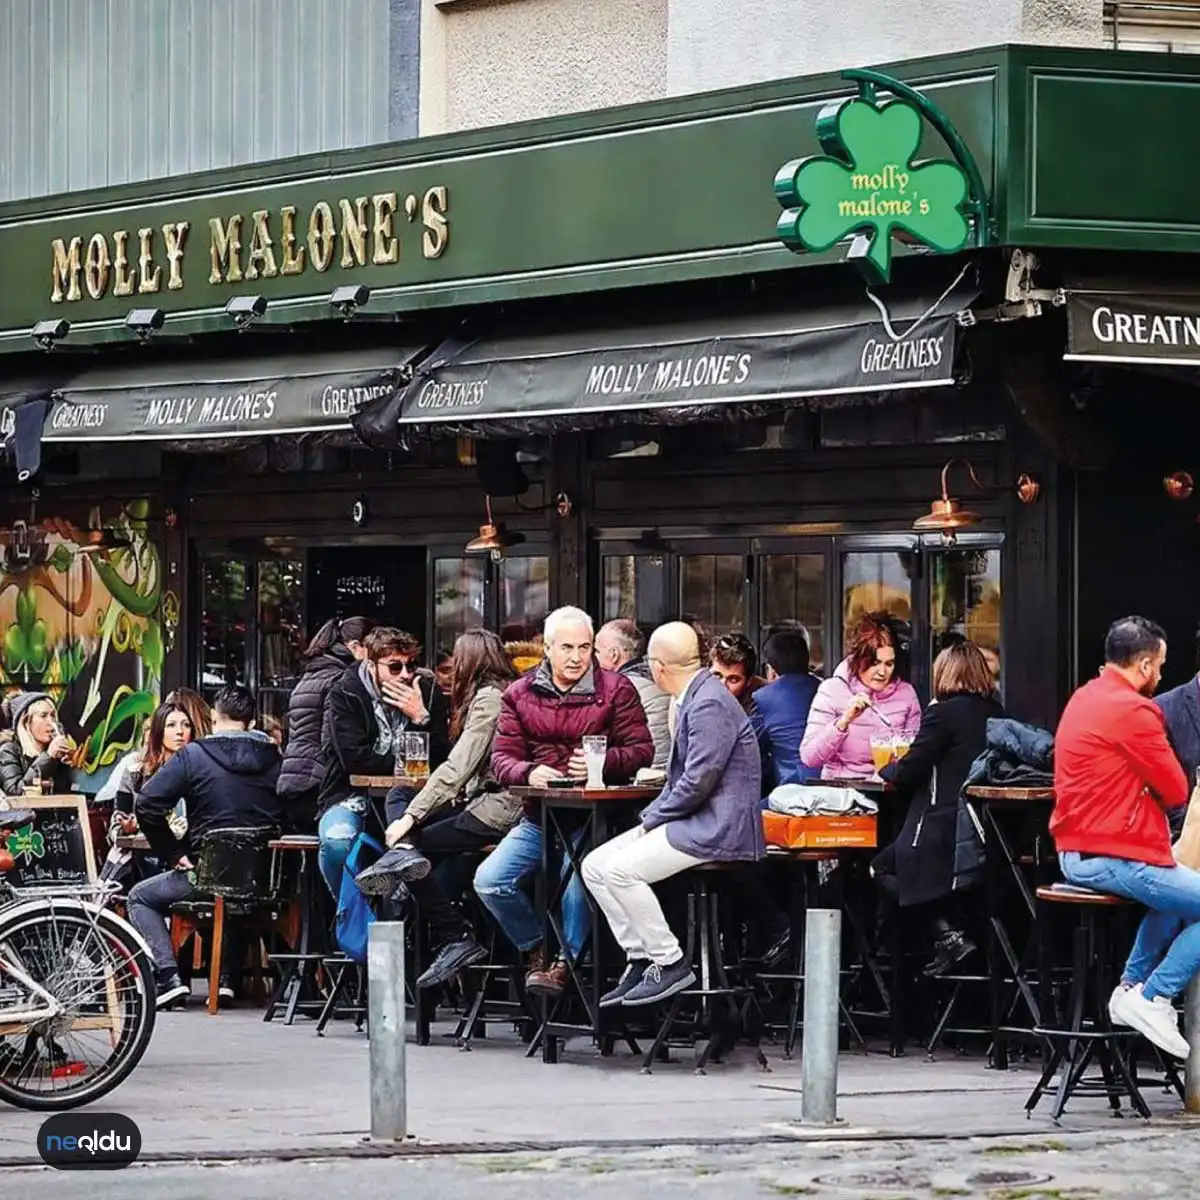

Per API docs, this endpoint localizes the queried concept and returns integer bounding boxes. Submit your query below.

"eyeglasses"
[380,660,418,677]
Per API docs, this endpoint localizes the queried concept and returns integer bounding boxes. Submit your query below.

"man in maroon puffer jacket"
[475,606,654,998]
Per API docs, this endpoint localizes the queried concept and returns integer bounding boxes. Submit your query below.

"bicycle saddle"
[0,809,37,831]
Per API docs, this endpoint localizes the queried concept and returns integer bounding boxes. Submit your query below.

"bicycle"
[0,807,157,1110]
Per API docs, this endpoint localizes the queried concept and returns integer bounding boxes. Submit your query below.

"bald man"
[582,622,764,1008]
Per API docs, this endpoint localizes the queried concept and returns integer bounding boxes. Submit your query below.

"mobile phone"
[545,777,576,789]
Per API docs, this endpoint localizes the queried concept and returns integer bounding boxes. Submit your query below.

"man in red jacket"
[1053,615,1195,1058]
[474,606,654,998]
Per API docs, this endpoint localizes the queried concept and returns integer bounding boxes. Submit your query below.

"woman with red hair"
[801,613,921,779]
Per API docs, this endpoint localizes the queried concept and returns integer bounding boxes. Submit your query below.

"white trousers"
[581,825,706,966]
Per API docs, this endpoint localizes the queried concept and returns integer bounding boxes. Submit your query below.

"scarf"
[359,661,409,756]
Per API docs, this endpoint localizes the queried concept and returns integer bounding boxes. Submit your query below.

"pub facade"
[0,43,1197,792]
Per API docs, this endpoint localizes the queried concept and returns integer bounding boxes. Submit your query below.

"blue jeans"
[473,818,589,959]
[1060,851,1200,1000]
[317,797,368,897]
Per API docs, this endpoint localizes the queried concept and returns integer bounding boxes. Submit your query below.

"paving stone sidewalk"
[1,1006,1195,1165]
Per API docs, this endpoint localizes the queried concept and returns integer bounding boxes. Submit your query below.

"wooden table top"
[965,785,1055,802]
[115,833,321,852]
[114,833,151,851]
[350,774,408,790]
[820,777,893,793]
[511,785,660,804]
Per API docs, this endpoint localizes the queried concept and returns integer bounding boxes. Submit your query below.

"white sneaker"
[1108,982,1134,1027]
[1120,987,1190,1059]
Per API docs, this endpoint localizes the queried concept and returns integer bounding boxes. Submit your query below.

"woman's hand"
[836,694,873,733]
[385,814,416,848]
[47,734,72,761]
[116,813,139,835]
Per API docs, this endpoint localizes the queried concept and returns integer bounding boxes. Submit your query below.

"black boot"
[924,922,976,977]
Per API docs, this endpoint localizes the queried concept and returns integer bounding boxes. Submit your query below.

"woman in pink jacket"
[801,613,922,779]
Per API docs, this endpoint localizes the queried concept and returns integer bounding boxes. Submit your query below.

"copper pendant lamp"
[464,495,526,555]
[912,459,1040,542]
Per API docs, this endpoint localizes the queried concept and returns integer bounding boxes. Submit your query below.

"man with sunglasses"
[315,626,450,897]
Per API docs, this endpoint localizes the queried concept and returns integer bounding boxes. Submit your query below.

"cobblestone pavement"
[13,1124,1200,1199]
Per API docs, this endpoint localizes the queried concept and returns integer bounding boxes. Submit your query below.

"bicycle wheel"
[0,899,156,1111]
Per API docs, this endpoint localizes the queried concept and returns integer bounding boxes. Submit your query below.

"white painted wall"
[666,0,1105,96]
[419,0,1106,136]
[420,0,668,135]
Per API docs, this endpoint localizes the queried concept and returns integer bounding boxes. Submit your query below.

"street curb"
[3,1120,1197,1170]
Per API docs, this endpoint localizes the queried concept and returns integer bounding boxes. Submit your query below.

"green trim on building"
[0,44,1197,353]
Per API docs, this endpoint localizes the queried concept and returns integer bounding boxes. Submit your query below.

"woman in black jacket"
[276,617,374,830]
[0,691,74,797]
[876,641,1004,976]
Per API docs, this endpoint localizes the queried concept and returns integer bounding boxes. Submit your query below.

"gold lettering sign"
[47,186,451,304]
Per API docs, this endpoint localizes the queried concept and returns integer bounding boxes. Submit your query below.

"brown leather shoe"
[522,946,547,992]
[526,958,569,999]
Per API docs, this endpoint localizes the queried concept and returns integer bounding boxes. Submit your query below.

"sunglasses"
[380,660,418,677]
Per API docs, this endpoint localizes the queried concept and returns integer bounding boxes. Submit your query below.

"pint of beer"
[404,732,430,783]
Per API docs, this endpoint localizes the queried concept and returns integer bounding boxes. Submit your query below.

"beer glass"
[869,734,894,774]
[582,735,608,790]
[404,732,430,783]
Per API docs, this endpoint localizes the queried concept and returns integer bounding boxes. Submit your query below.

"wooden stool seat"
[765,846,839,862]
[1037,883,1131,906]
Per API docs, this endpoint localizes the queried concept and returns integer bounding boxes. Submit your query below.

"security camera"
[330,285,371,319]
[124,308,165,340]
[225,295,268,329]
[31,319,70,350]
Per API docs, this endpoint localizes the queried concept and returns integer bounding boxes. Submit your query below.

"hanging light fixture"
[1165,471,1195,501]
[464,495,526,557]
[913,459,1040,544]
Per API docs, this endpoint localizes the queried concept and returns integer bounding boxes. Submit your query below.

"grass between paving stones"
[986,1190,1099,1200]
[981,1141,1070,1156]
[764,1186,816,1197]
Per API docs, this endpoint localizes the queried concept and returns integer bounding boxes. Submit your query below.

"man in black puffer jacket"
[129,685,282,1008]
[277,617,375,830]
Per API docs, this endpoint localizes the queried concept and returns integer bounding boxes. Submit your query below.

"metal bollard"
[367,921,407,1141]
[801,907,842,1125]
[1185,974,1200,1114]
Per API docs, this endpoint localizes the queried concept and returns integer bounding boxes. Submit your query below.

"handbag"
[1172,785,1200,871]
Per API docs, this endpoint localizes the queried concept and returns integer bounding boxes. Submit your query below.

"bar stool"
[1025,883,1149,1123]
[640,862,770,1075]
[314,955,367,1036]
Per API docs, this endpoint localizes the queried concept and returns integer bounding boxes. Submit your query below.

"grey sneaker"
[155,973,189,1010]
[600,959,650,1008]
[621,957,696,1007]
[355,845,432,896]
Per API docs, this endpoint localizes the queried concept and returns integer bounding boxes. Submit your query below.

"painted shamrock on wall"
[774,96,971,283]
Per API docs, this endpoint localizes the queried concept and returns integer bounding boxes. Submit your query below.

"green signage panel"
[0,64,1000,349]
[774,95,972,283]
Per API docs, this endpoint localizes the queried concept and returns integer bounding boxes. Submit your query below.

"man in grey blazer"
[582,622,764,1008]
[1156,629,1200,834]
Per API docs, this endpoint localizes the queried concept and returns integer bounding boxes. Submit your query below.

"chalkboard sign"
[2,796,97,888]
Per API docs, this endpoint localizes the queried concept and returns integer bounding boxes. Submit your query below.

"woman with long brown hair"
[103,700,195,886]
[355,629,522,989]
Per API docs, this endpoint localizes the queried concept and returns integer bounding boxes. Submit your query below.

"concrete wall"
[666,0,1104,95]
[419,0,668,135]
[419,0,1105,135]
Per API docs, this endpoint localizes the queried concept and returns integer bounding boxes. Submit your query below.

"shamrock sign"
[774,97,972,283]
[3,585,50,682]
[6,822,45,865]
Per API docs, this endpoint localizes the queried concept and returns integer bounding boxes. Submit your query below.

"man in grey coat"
[595,618,671,770]
[582,621,764,1008]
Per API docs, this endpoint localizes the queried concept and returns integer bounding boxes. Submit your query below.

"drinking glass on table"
[869,734,895,774]
[582,735,608,790]
[404,732,430,783]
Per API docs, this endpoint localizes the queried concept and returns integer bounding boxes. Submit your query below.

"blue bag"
[334,831,384,963]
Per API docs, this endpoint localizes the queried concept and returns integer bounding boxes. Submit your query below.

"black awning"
[42,346,426,444]
[1066,288,1200,368]
[352,282,976,443]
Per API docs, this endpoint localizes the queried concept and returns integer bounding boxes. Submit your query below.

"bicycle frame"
[0,954,63,1027]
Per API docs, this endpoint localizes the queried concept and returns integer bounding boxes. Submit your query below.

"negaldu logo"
[38,1113,142,1170]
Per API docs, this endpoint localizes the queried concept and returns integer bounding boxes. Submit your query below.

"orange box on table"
[762,810,877,850]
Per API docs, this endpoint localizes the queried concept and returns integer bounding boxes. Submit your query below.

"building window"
[1105,1,1200,50]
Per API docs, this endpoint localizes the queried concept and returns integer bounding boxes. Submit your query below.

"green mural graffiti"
[0,499,173,781]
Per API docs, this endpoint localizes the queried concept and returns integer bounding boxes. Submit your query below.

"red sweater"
[1051,669,1189,866]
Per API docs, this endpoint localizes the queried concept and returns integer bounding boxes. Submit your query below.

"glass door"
[756,542,831,675]
[676,543,749,640]
[195,552,306,721]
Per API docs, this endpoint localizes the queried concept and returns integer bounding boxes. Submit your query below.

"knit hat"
[9,691,53,728]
